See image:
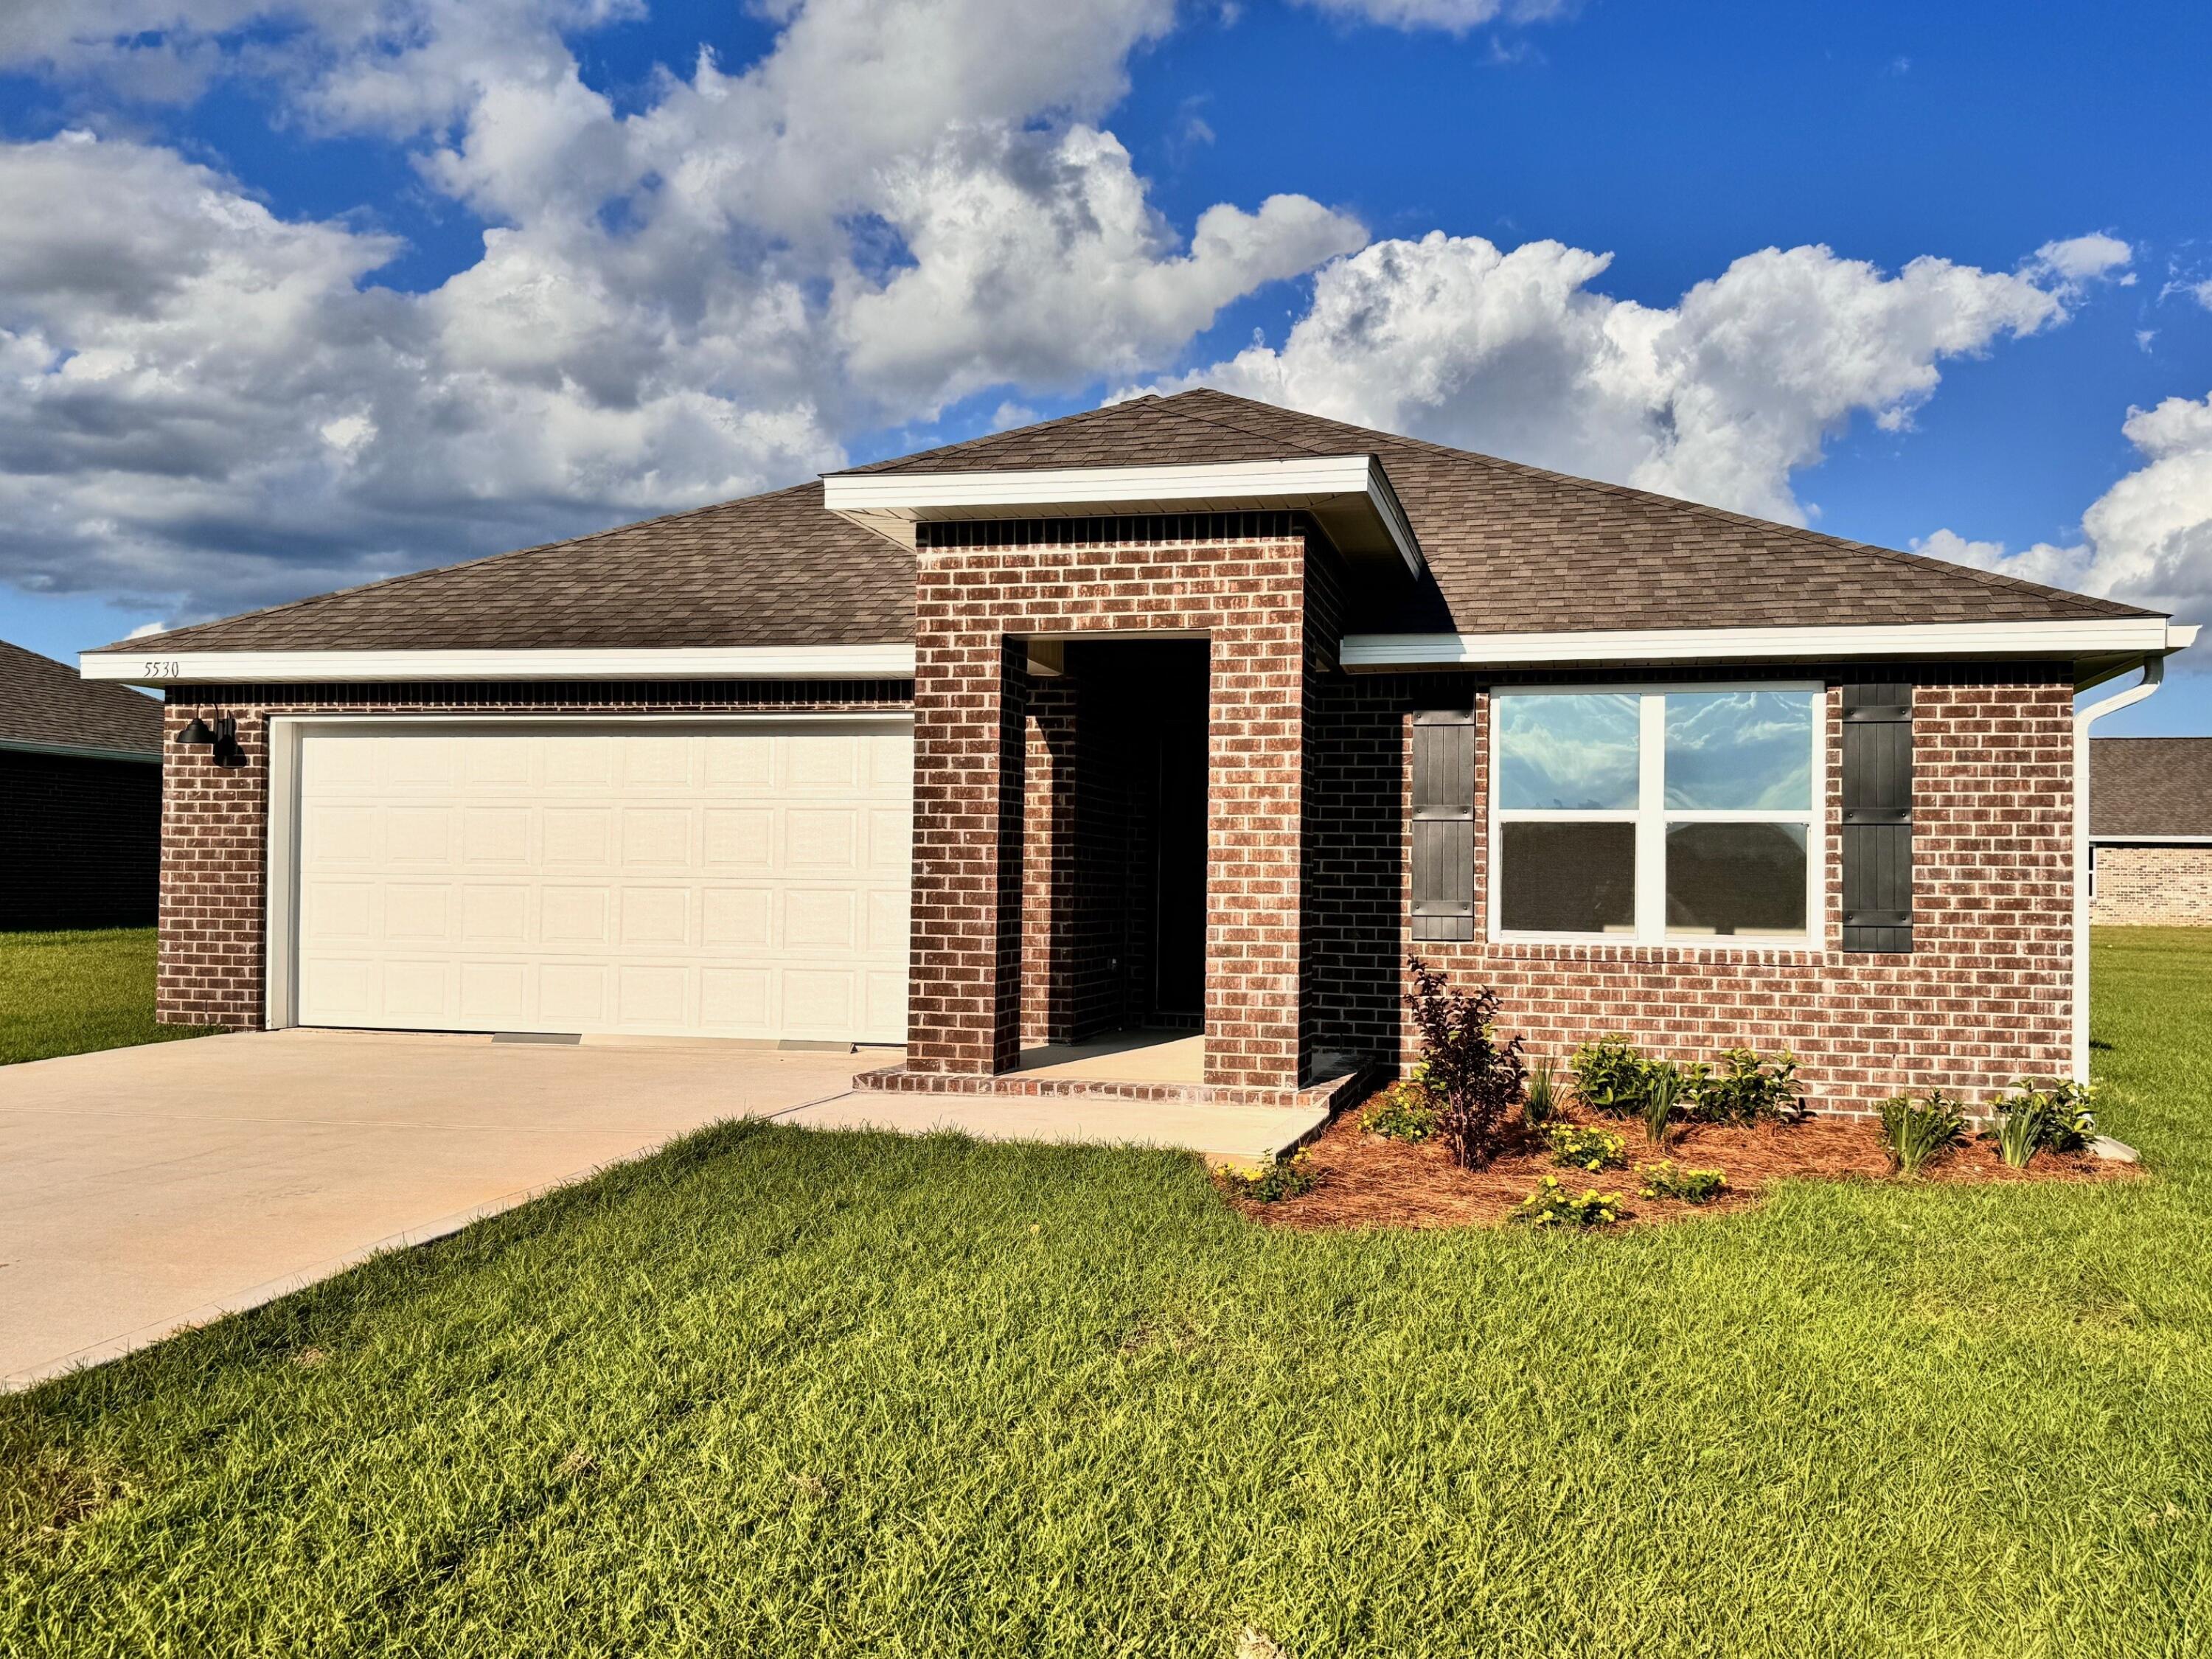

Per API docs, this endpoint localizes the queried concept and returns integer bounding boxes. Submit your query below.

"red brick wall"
[1305,664,2077,1114]
[2090,843,2212,926]
[910,523,1315,1088]
[153,681,911,1029]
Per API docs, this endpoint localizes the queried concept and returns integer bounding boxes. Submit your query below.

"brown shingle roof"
[111,483,912,654]
[0,639,164,756]
[101,389,2154,655]
[2090,738,2212,838]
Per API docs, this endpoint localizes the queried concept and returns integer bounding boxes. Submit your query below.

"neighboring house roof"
[104,389,2156,655]
[2090,738,2212,839]
[0,639,164,757]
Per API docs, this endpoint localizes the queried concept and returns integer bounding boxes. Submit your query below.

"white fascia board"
[78,644,917,686]
[1340,616,2183,670]
[2087,834,2212,846]
[822,455,1424,577]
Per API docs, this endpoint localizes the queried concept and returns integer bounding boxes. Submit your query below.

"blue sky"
[1,0,2207,731]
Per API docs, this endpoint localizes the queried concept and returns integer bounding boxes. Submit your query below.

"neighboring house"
[2089,737,2212,926]
[80,391,2197,1111]
[2,639,164,931]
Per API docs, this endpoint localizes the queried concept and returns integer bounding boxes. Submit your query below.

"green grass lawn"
[0,929,218,1067]
[6,933,2212,1655]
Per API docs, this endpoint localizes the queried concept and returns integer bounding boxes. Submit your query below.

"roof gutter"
[0,736,161,764]
[1342,616,2191,670]
[2074,656,2169,1079]
[78,644,917,686]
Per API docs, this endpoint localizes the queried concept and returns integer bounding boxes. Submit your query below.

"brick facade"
[2090,844,2212,926]
[908,518,1318,1089]
[153,681,911,1029]
[0,748,161,931]
[146,552,2084,1120]
[1305,663,2077,1115]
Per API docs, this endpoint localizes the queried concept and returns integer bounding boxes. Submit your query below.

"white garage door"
[290,720,911,1042]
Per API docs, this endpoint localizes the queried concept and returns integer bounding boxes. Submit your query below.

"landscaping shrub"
[1570,1037,1649,1116]
[1508,1175,1624,1228]
[1523,1058,1560,1127]
[1687,1048,1801,1125]
[1878,1093,1968,1177]
[1359,1076,1440,1143]
[1403,957,1526,1168]
[1638,1161,1728,1203]
[1548,1123,1628,1173]
[1990,1077,2098,1166]
[1642,1062,1689,1147]
[1217,1150,1320,1203]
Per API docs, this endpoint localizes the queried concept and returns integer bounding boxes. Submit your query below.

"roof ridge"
[110,479,827,652]
[1160,389,2156,621]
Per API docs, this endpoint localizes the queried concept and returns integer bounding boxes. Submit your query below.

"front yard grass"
[0,929,216,1066]
[5,930,2211,1655]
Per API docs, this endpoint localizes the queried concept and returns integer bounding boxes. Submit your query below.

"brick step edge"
[851,1062,1379,1116]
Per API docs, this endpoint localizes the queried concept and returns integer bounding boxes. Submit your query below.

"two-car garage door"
[287,720,911,1043]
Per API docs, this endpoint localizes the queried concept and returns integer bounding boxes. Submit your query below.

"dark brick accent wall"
[0,748,161,931]
[153,681,911,1029]
[1303,661,2077,1113]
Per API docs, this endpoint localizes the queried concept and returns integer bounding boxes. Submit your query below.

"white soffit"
[821,455,1424,577]
[1340,616,2192,670]
[78,644,917,686]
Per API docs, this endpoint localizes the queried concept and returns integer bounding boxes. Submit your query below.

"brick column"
[1020,673,1080,1046]
[908,636,1027,1073]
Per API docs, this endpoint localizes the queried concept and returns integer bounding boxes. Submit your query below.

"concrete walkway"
[1,1030,1325,1388]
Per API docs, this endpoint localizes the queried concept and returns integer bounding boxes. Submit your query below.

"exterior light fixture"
[174,714,246,767]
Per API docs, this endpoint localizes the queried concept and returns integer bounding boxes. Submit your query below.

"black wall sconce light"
[175,714,247,768]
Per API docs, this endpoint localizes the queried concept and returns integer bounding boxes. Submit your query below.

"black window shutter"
[1841,678,1913,952]
[1411,709,1475,942]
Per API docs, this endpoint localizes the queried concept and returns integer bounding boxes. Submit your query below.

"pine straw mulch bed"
[1226,1098,2139,1232]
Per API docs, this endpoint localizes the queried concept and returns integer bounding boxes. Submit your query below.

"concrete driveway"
[0,1029,874,1388]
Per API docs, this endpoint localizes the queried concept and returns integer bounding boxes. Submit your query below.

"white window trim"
[1486,681,1827,952]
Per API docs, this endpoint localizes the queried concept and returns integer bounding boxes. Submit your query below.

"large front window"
[1492,686,1821,945]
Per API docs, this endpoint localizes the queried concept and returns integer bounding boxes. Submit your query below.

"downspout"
[2072,655,2167,1078]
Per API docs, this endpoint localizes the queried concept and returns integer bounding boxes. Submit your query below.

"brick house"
[1,639,164,932]
[2089,738,2212,926]
[80,392,2197,1112]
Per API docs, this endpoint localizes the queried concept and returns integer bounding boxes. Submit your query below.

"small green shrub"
[1688,1048,1800,1125]
[1548,1123,1628,1172]
[1878,1093,1968,1177]
[1642,1061,1691,1147]
[1218,1150,1320,1203]
[1359,1078,1439,1143]
[1509,1175,1624,1228]
[1990,1077,2097,1166]
[1638,1161,1728,1203]
[1571,1037,1649,1116]
[1523,1058,1560,1127]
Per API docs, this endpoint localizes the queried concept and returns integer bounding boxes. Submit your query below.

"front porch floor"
[1015,1028,1204,1084]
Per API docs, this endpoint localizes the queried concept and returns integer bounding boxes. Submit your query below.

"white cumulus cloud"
[1921,390,2212,623]
[1161,230,2116,526]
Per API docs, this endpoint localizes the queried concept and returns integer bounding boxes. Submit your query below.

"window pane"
[1496,693,1640,810]
[1664,690,1815,810]
[1500,822,1636,933]
[1665,822,1809,936]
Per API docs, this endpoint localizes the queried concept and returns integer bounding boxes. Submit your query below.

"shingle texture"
[0,639,164,754]
[102,389,2152,655]
[111,483,912,654]
[2091,738,2212,838]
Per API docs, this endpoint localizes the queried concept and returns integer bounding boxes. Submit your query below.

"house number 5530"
[144,660,180,678]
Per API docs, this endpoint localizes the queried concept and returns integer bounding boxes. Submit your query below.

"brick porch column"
[1020,672,1079,1046]
[908,634,1026,1074]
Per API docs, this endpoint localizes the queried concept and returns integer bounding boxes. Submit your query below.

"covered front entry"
[274,718,912,1043]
